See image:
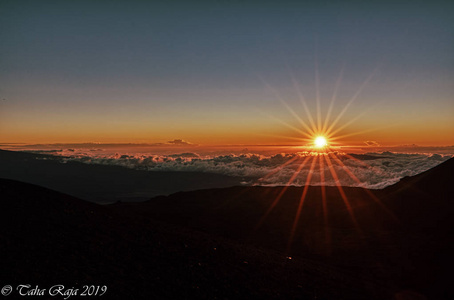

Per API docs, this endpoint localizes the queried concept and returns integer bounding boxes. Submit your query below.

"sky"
[1,0,453,146]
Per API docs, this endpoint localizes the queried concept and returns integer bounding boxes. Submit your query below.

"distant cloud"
[364,141,380,147]
[168,153,200,158]
[167,139,193,146]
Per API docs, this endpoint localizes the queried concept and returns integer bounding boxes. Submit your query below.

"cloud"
[167,139,193,145]
[53,151,453,190]
[167,153,200,158]
[7,143,454,190]
[360,145,454,155]
[364,141,380,147]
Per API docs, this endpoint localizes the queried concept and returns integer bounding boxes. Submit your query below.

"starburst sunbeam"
[257,74,316,136]
[257,155,300,183]
[280,99,317,136]
[314,53,322,132]
[343,153,385,176]
[325,68,378,135]
[255,63,398,253]
[322,65,345,134]
[287,155,317,251]
[255,155,313,230]
[318,154,331,253]
[324,153,361,231]
[328,123,397,141]
[263,113,313,139]
[289,73,318,131]
[329,152,398,220]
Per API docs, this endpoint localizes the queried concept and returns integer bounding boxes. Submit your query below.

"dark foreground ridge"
[1,157,453,299]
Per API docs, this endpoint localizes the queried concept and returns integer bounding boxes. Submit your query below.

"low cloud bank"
[50,150,452,189]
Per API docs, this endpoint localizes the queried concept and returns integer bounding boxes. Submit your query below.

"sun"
[314,136,328,148]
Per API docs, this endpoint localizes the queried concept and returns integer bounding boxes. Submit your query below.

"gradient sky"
[1,0,453,146]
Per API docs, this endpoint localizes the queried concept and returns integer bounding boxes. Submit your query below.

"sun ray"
[287,155,317,251]
[256,155,300,183]
[256,75,316,137]
[262,112,313,139]
[329,152,398,221]
[343,153,386,177]
[257,133,314,143]
[290,74,318,132]
[326,68,378,135]
[285,63,318,132]
[255,155,313,230]
[326,100,388,139]
[279,98,317,136]
[314,52,322,132]
[328,123,396,141]
[323,154,361,230]
[326,107,377,138]
[322,65,344,134]
[318,154,331,251]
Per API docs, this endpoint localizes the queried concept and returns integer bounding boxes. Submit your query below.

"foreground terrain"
[1,153,453,299]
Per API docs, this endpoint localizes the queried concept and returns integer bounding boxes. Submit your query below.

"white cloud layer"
[49,150,452,189]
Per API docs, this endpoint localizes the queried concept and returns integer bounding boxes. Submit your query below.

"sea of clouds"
[24,147,452,190]
[2,142,452,189]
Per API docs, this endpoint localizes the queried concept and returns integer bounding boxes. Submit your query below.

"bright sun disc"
[314,136,328,148]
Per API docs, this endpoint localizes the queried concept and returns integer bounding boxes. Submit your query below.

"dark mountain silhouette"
[1,154,452,299]
[0,149,246,203]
